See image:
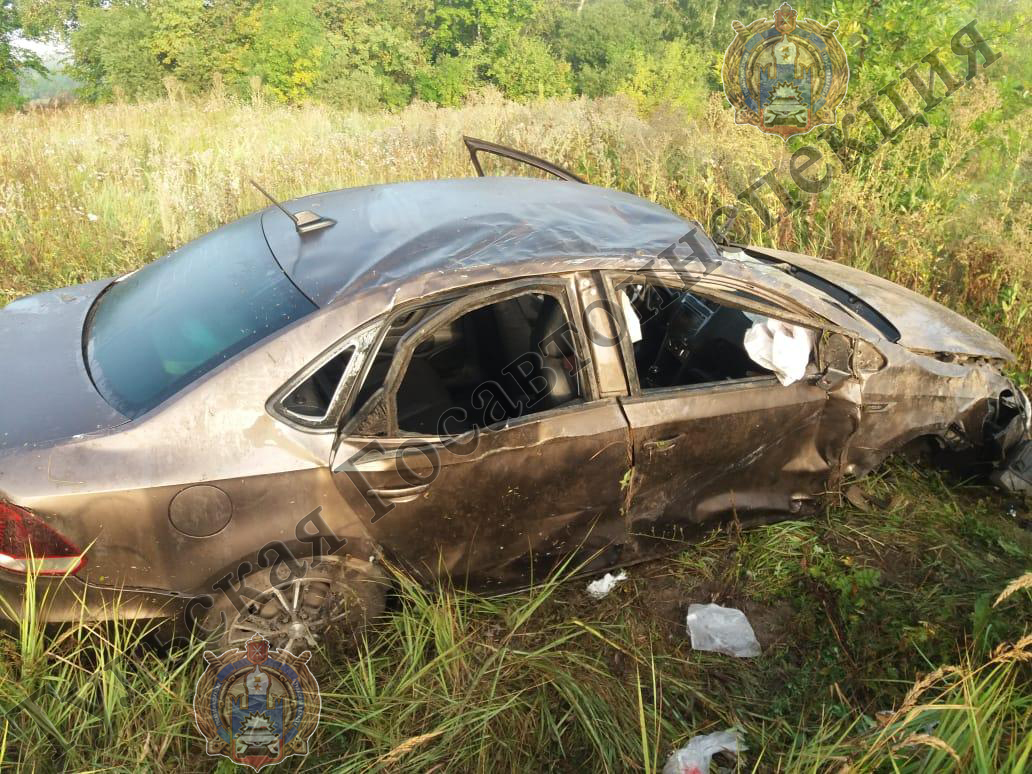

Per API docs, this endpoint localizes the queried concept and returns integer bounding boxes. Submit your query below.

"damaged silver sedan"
[0,138,1028,650]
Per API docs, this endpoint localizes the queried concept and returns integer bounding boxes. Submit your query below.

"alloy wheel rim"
[225,575,353,654]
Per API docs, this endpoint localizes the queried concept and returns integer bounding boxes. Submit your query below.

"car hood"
[0,280,128,451]
[745,247,1013,361]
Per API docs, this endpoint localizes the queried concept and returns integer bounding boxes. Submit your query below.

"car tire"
[198,555,387,653]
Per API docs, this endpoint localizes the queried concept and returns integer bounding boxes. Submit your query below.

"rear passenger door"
[602,272,846,559]
[329,278,631,590]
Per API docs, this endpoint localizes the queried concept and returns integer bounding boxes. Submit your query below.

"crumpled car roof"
[262,177,711,306]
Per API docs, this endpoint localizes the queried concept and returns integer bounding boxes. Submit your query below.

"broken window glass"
[347,304,447,423]
[394,292,583,435]
[282,347,353,418]
[620,280,790,389]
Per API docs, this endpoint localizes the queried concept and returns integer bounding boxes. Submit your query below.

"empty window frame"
[346,289,585,437]
[281,347,354,418]
[616,277,815,390]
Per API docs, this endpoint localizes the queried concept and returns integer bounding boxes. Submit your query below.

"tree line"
[0,0,1023,112]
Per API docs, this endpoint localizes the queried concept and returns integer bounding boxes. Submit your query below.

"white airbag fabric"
[621,290,643,344]
[743,317,813,386]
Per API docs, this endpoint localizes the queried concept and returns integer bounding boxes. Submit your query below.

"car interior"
[622,281,776,389]
[285,280,796,431]
[282,347,353,418]
[390,293,581,434]
[318,292,582,435]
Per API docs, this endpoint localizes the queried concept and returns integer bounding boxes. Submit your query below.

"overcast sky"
[11,34,69,66]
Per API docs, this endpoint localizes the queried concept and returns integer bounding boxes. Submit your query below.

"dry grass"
[0,91,1029,771]
[1,86,1028,373]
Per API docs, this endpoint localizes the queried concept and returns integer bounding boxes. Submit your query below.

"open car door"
[463,136,587,183]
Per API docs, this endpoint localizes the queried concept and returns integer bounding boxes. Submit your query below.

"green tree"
[314,0,432,41]
[556,0,662,96]
[233,0,327,102]
[414,48,481,106]
[487,32,570,99]
[69,5,162,101]
[315,21,425,109]
[430,0,539,55]
[619,36,708,114]
[1,1,45,109]
[149,0,216,92]
[15,0,100,39]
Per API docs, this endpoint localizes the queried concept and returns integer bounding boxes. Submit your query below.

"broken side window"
[282,347,354,418]
[392,292,583,435]
[346,304,446,423]
[619,279,814,389]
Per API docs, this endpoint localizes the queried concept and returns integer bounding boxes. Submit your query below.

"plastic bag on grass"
[685,603,761,657]
[586,570,627,600]
[662,728,743,774]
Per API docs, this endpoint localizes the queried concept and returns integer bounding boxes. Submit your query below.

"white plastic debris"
[586,570,628,600]
[621,290,643,343]
[685,603,761,657]
[662,728,744,774]
[743,316,813,386]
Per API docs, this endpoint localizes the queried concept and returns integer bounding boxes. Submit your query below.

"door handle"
[642,437,679,453]
[366,483,430,503]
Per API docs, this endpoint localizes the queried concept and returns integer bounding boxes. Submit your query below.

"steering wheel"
[641,293,718,386]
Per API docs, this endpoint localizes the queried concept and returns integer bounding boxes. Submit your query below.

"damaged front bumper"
[992,440,1032,495]
[988,388,1032,495]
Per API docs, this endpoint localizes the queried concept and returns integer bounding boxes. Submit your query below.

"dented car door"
[620,376,833,558]
[329,278,631,590]
[600,272,860,559]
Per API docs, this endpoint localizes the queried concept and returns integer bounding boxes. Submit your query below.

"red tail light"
[0,502,86,576]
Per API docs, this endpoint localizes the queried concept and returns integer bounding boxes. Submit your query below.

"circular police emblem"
[193,634,320,771]
[721,2,849,140]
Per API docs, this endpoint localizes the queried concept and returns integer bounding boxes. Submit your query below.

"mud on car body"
[0,139,1028,649]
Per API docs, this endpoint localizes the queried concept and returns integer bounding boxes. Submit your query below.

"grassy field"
[0,93,1030,771]
[1,88,1029,376]
[0,465,1029,771]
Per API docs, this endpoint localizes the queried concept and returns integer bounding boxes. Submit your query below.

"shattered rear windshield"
[85,217,316,418]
